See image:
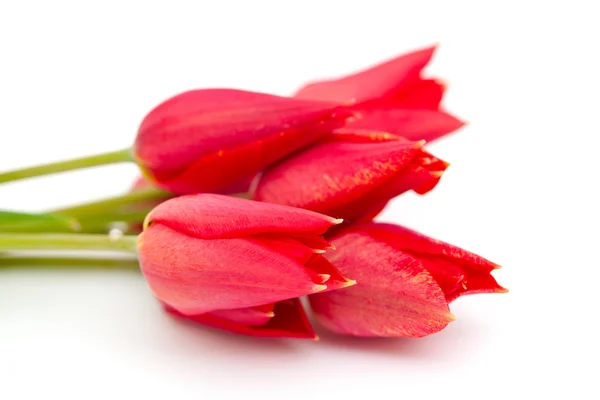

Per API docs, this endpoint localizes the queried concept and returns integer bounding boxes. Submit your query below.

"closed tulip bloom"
[252,130,448,222]
[309,223,506,337]
[137,194,355,326]
[134,89,353,194]
[294,46,464,142]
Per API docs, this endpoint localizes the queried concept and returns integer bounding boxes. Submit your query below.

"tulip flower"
[0,89,352,196]
[252,129,448,222]
[134,89,353,194]
[308,223,506,337]
[295,45,464,142]
[137,193,355,337]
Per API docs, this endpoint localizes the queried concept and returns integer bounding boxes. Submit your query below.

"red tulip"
[137,193,355,337]
[294,45,464,142]
[134,89,353,195]
[309,223,506,337]
[252,130,448,222]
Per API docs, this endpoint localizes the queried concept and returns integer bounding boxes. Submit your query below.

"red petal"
[135,89,352,194]
[250,235,355,289]
[309,229,453,337]
[146,193,342,239]
[329,128,407,143]
[210,303,275,326]
[389,78,445,110]
[326,148,448,222]
[419,256,507,302]
[303,254,356,291]
[219,175,255,195]
[254,138,447,222]
[253,139,423,216]
[295,46,436,104]
[165,298,316,339]
[347,108,465,142]
[138,224,326,315]
[352,223,506,301]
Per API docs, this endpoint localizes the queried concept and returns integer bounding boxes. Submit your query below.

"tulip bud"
[294,45,464,142]
[134,89,352,194]
[137,194,355,318]
[252,130,448,222]
[309,223,506,337]
[127,174,252,233]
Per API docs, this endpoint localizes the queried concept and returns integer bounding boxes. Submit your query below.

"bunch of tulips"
[0,46,505,339]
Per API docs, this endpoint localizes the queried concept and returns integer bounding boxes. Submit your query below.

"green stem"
[0,148,134,184]
[0,255,140,270]
[74,210,150,233]
[50,187,171,218]
[0,233,138,253]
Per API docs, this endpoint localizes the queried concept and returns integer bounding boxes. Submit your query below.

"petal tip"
[313,284,328,292]
[342,279,357,288]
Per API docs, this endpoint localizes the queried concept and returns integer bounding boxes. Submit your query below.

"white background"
[1,1,598,399]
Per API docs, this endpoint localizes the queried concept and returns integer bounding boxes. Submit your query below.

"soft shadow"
[313,315,485,359]
[159,312,303,356]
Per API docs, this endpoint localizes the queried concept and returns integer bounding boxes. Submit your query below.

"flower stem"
[73,210,151,234]
[50,187,171,218]
[0,148,134,184]
[0,233,138,253]
[0,255,140,270]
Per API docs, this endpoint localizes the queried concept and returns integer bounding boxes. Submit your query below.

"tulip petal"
[303,254,356,291]
[419,257,508,302]
[165,298,317,339]
[351,223,507,301]
[391,78,446,109]
[324,148,448,222]
[138,224,327,315]
[210,303,275,326]
[254,139,422,212]
[348,108,465,142]
[145,193,342,239]
[135,89,352,194]
[310,230,453,337]
[295,46,436,104]
[253,138,447,221]
[329,128,406,142]
[248,236,354,290]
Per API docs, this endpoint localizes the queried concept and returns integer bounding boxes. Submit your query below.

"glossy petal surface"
[253,136,447,222]
[135,89,352,194]
[146,193,342,239]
